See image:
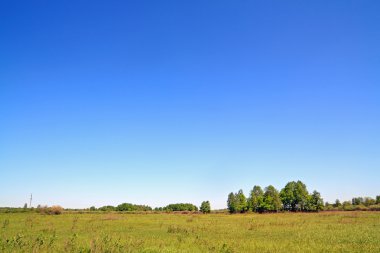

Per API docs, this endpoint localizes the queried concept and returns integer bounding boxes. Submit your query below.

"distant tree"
[162,203,198,212]
[280,181,296,211]
[342,201,352,209]
[23,203,28,209]
[116,203,134,211]
[200,201,211,213]
[376,196,380,204]
[236,190,248,213]
[363,197,376,207]
[352,197,364,205]
[333,199,341,208]
[306,191,324,212]
[227,192,238,213]
[324,202,334,211]
[248,186,264,213]
[261,185,282,212]
[116,203,152,212]
[294,181,309,211]
[280,181,309,211]
[99,205,115,211]
[89,206,96,211]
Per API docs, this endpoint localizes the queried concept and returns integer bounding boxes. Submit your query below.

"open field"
[1,212,380,253]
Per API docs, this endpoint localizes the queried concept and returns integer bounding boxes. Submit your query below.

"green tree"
[116,203,135,211]
[89,206,96,211]
[363,197,376,207]
[200,201,211,213]
[227,192,237,213]
[333,199,341,208]
[280,181,309,211]
[162,203,198,212]
[99,205,115,211]
[248,185,264,213]
[342,201,352,210]
[306,191,324,212]
[236,189,248,213]
[376,195,380,204]
[352,197,363,205]
[262,185,282,212]
[23,203,28,209]
[280,181,296,211]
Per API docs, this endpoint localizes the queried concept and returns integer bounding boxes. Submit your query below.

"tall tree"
[248,185,264,213]
[333,199,341,208]
[200,201,211,213]
[280,181,309,211]
[352,197,364,205]
[227,192,237,213]
[306,191,324,212]
[294,181,309,211]
[363,197,376,207]
[262,185,282,212]
[280,181,296,211]
[236,190,248,213]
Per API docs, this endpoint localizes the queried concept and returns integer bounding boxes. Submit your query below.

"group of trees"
[351,197,379,206]
[95,202,207,212]
[96,203,152,212]
[227,181,324,213]
[154,203,198,212]
[325,195,380,211]
[115,203,152,211]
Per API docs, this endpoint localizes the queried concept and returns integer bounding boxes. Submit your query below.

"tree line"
[227,181,380,213]
[94,201,211,213]
[5,181,379,214]
[227,181,324,213]
[325,196,380,211]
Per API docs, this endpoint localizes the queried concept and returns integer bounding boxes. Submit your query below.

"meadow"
[1,211,379,253]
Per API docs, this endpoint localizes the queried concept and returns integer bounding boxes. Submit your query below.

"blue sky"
[1,1,379,209]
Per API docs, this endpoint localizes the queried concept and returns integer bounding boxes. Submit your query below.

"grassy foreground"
[1,212,379,253]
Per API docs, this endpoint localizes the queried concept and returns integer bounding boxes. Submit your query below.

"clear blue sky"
[1,1,379,209]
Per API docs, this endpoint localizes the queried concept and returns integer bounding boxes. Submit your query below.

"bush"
[37,205,63,215]
[50,205,64,214]
[368,204,380,211]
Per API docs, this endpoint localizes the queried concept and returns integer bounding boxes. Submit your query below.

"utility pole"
[29,193,32,208]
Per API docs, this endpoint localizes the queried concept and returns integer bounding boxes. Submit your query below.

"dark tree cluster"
[154,203,198,212]
[227,181,323,213]
[200,201,211,213]
[95,202,203,213]
[116,203,152,211]
[98,205,116,211]
[96,203,152,212]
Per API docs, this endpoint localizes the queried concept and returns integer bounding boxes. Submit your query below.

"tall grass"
[0,212,379,252]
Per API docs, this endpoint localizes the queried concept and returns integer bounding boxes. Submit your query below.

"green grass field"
[1,211,379,252]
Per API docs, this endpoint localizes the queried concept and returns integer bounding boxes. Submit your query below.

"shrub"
[200,201,211,213]
[50,205,64,214]
[37,205,63,215]
[368,204,380,211]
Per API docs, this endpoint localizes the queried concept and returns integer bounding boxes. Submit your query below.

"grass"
[0,211,379,252]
